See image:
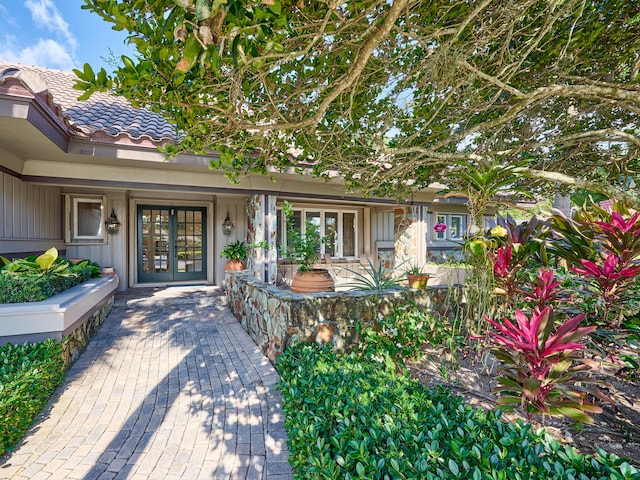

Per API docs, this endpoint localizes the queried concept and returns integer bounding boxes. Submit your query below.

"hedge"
[278,343,639,480]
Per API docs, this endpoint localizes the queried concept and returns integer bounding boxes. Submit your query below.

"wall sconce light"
[105,209,121,234]
[222,212,234,236]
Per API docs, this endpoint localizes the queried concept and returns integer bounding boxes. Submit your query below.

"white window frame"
[277,207,358,259]
[433,212,468,241]
[65,194,107,244]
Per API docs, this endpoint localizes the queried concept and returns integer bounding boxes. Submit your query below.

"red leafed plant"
[486,270,604,422]
[572,252,640,326]
[520,268,562,310]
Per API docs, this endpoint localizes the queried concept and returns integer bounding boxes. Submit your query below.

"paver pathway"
[1,286,293,480]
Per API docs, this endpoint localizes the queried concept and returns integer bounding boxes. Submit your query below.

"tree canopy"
[76,0,640,207]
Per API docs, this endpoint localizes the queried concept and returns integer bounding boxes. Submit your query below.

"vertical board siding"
[376,211,394,241]
[0,172,62,240]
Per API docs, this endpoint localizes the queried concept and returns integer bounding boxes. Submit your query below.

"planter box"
[0,274,119,346]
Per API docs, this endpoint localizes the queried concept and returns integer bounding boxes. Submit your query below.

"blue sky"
[0,0,134,72]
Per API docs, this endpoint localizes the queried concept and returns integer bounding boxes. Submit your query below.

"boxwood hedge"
[278,343,639,480]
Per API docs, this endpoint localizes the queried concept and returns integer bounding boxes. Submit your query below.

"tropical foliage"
[0,248,99,303]
[220,240,248,261]
[344,259,405,292]
[486,300,602,422]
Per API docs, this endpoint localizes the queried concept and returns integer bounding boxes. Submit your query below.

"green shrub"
[358,302,434,365]
[278,343,639,479]
[0,340,66,455]
[0,259,97,304]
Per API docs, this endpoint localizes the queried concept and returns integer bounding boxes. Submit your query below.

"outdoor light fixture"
[222,212,234,236]
[105,209,121,234]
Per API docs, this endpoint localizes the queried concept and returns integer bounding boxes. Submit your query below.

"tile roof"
[0,62,176,143]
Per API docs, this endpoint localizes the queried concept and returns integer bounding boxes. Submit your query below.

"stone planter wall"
[225,271,462,361]
[61,295,113,366]
[0,275,118,367]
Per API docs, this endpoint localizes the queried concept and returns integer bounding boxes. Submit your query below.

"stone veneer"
[225,271,461,361]
[61,296,113,366]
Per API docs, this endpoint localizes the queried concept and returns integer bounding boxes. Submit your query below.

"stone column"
[394,206,419,271]
[246,194,265,280]
[246,194,277,283]
[266,195,278,284]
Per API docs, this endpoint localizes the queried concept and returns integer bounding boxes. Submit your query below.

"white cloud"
[24,0,77,51]
[1,37,75,71]
[0,4,18,27]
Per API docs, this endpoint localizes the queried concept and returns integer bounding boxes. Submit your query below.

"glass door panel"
[324,212,338,257]
[343,212,356,257]
[138,206,207,283]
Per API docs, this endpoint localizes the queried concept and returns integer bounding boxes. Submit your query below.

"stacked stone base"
[225,271,461,362]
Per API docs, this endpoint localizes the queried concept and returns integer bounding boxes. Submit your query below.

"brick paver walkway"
[0,286,293,479]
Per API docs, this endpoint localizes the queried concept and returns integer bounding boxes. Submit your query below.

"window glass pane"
[324,212,338,256]
[276,209,283,254]
[450,216,462,239]
[435,214,446,240]
[287,210,302,252]
[76,201,103,237]
[343,213,355,257]
[306,211,321,254]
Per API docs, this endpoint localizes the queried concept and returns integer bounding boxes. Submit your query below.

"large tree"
[77,0,640,207]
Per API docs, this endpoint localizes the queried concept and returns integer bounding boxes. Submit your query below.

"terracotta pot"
[224,259,245,271]
[407,273,429,289]
[291,269,335,294]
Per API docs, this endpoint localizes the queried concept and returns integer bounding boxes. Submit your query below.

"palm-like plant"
[344,259,405,291]
[442,160,533,231]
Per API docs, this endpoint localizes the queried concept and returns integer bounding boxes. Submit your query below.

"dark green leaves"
[278,343,639,479]
[0,340,65,455]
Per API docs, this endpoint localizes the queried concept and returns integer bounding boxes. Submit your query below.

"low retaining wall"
[0,274,119,366]
[225,271,460,361]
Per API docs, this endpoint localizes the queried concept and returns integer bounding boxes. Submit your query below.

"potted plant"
[282,201,334,293]
[221,240,247,271]
[406,264,429,289]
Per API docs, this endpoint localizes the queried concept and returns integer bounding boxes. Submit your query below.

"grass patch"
[0,340,66,455]
[278,343,638,479]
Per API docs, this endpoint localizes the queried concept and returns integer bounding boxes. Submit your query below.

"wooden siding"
[0,172,62,248]
[376,210,395,241]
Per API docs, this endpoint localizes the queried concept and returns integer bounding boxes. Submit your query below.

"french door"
[137,206,207,283]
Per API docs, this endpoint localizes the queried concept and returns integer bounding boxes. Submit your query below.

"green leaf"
[448,459,459,476]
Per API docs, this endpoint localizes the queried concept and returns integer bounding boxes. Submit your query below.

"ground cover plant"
[0,340,66,455]
[278,342,639,479]
[0,247,100,304]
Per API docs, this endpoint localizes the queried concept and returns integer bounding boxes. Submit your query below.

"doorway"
[137,206,207,283]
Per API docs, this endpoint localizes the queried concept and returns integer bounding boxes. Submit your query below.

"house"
[0,62,480,290]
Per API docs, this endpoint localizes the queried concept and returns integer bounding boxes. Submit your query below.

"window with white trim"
[65,194,107,244]
[433,213,467,241]
[277,207,357,258]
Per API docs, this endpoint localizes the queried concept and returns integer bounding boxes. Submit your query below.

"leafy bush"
[0,340,66,455]
[0,249,99,304]
[278,343,639,479]
[357,302,433,365]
